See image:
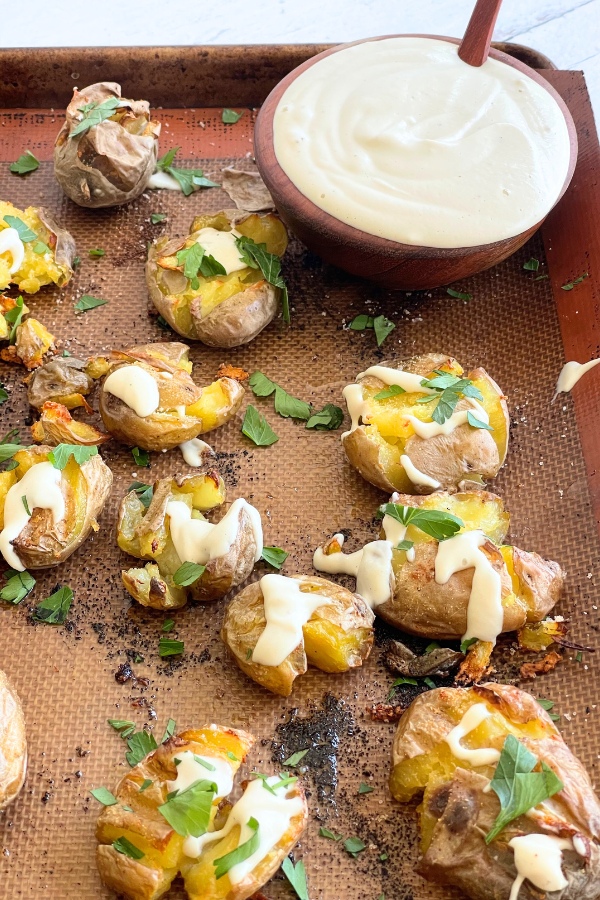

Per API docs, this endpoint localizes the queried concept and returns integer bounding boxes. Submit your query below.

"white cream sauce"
[179,438,215,467]
[554,358,600,397]
[194,227,246,275]
[252,574,331,666]
[444,703,501,767]
[103,365,160,418]
[183,775,304,882]
[508,834,571,900]
[435,530,503,644]
[147,170,182,191]
[406,399,489,438]
[400,454,441,489]
[0,462,65,571]
[168,750,233,800]
[0,227,25,274]
[166,498,263,566]
[273,37,571,248]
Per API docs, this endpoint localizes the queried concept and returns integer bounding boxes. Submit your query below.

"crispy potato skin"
[27,357,94,410]
[390,684,600,900]
[222,574,375,696]
[6,446,112,569]
[0,669,26,810]
[31,401,109,446]
[342,355,510,494]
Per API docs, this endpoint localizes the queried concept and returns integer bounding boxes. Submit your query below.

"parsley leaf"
[562,272,589,291]
[4,295,25,343]
[379,503,463,541]
[159,637,184,658]
[0,385,7,404]
[523,258,540,271]
[10,150,39,175]
[151,213,167,224]
[214,817,260,879]
[305,403,344,430]
[235,235,290,323]
[155,147,218,195]
[0,440,23,465]
[162,619,175,633]
[159,778,216,836]
[348,313,395,346]
[173,562,205,586]
[112,836,145,860]
[108,719,136,740]
[283,749,309,767]
[242,405,278,446]
[261,547,288,569]
[446,287,472,301]
[349,314,374,330]
[21,495,31,516]
[358,782,374,794]
[3,215,38,243]
[177,243,226,280]
[131,447,150,467]
[248,371,311,420]
[126,730,157,767]
[161,718,177,743]
[139,779,152,792]
[419,372,484,426]
[460,637,478,654]
[0,569,35,604]
[485,734,564,843]
[48,443,98,470]
[388,676,418,698]
[374,384,406,400]
[74,294,108,313]
[466,410,493,431]
[394,539,414,551]
[71,97,121,137]
[319,826,342,840]
[33,585,73,624]
[90,787,117,806]
[89,248,105,258]
[343,836,366,857]
[222,108,243,124]
[537,698,561,722]
[282,857,309,900]
[128,481,154,508]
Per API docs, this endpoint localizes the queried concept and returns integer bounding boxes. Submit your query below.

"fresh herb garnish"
[343,836,366,857]
[150,213,167,224]
[10,150,39,175]
[0,569,35,604]
[562,273,589,291]
[425,641,440,653]
[394,540,414,552]
[108,719,136,739]
[283,749,309,767]
[139,779,152,792]
[358,782,374,794]
[4,295,25,343]
[173,562,205,586]
[374,384,406,400]
[177,242,226,280]
[131,447,150,467]
[33,585,73,624]
[226,751,239,761]
[523,258,540,271]
[249,371,311,420]
[156,147,218,196]
[235,235,290,323]
[485,734,563,843]
[466,410,493,431]
[89,248,105,257]
[90,787,118,806]
[72,256,81,269]
[387,676,418,699]
[21,495,31,516]
[446,287,472,301]
[194,756,216,771]
[3,215,38,243]
[159,637,184,658]
[241,405,278,446]
[282,857,309,900]
[537,698,561,722]
[261,547,289,569]
[128,481,154,508]
[348,313,395,346]
[319,826,342,841]
[0,385,7,404]
[460,637,478,654]
[112,836,145,860]
[424,676,436,689]
[214,817,260,879]
[161,718,177,743]
[71,96,121,137]
[162,619,175,633]
[33,241,51,254]
[245,648,253,660]
[305,403,344,430]
[575,651,583,663]
[379,503,463,541]
[126,730,157,767]
[74,294,108,313]
[222,108,243,124]
[419,370,484,426]
[48,443,98,470]
[158,778,217,836]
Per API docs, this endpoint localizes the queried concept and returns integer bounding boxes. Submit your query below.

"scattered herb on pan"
[112,836,145,860]
[90,787,118,806]
[213,817,260,878]
[150,213,167,224]
[159,637,184,658]
[358,782,374,794]
[282,857,309,900]
[425,641,440,653]
[72,255,81,269]
[10,150,39,175]
[108,719,136,740]
[283,749,309,767]
[575,651,583,663]
[379,503,463,541]
[485,734,563,843]
[261,546,289,569]
[0,384,7,404]
[162,619,175,633]
[241,405,279,446]
[161,718,177,743]
[562,272,589,291]
[306,403,344,430]
[343,837,366,857]
[249,371,311,420]
[523,258,540,271]
[4,295,25,343]
[159,778,217,836]
[374,384,406,400]
[128,481,154,507]
[222,108,243,124]
[418,370,485,426]
[319,827,342,841]
[349,313,396,346]
[0,570,35,604]
[21,495,31,516]
[131,447,150,467]
[48,443,98,470]
[33,585,73,624]
[126,729,158,767]
[173,562,205,586]
[236,235,290,323]
[156,147,218,195]
[89,248,105,257]
[467,410,493,430]
[423,676,436,689]
[537,697,561,722]
[74,294,108,313]
[446,287,472,301]
[71,96,120,137]
[388,676,418,699]
[379,852,388,861]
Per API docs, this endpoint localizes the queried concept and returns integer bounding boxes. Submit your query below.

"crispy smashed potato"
[0,669,26,810]
[54,81,160,208]
[390,684,600,900]
[27,356,94,410]
[342,353,509,493]
[0,202,76,292]
[31,401,109,446]
[147,210,288,347]
[1,317,56,369]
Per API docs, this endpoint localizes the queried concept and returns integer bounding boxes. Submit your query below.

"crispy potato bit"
[31,401,109,446]
[455,640,494,685]
[0,318,55,369]
[517,618,568,651]
[216,363,249,382]
[368,702,407,723]
[520,649,562,680]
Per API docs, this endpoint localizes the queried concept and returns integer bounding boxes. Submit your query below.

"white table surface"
[3,0,599,114]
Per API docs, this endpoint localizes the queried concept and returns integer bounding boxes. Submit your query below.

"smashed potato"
[1,317,56,369]
[31,401,109,447]
[0,669,26,810]
[27,356,94,411]
[147,210,288,348]
[0,202,76,292]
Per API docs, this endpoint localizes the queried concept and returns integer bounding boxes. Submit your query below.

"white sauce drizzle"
[103,365,160,418]
[167,498,263,566]
[554,358,600,397]
[405,399,489,438]
[147,170,182,191]
[168,750,233,800]
[435,530,503,644]
[444,703,501,767]
[183,775,304,883]
[508,834,571,900]
[357,366,438,394]
[252,574,331,666]
[400,454,441,489]
[0,462,65,571]
[194,227,246,275]
[179,438,215,467]
[0,227,25,274]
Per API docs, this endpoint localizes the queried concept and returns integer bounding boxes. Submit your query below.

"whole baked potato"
[390,683,600,900]
[96,724,308,900]
[0,444,112,570]
[94,341,245,451]
[0,201,76,292]
[118,471,262,606]
[147,210,288,347]
[342,353,509,493]
[54,81,160,208]
[0,669,26,810]
[222,573,375,696]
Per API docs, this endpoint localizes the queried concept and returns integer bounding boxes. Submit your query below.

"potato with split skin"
[27,356,94,411]
[0,669,27,810]
[146,209,288,348]
[96,341,245,451]
[221,574,375,696]
[390,683,600,900]
[342,353,509,494]
[0,202,76,293]
[31,401,110,447]
[0,445,112,570]
[54,81,160,208]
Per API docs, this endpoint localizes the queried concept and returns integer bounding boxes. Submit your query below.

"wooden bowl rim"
[254,33,578,258]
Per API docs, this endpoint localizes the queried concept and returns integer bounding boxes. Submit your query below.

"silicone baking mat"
[0,48,599,900]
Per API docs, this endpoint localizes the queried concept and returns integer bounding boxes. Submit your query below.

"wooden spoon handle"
[458,0,504,67]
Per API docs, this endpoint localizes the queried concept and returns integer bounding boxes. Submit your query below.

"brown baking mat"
[0,70,600,900]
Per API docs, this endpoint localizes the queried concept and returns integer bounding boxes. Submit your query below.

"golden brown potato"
[222,574,374,696]
[0,445,112,570]
[54,81,160,208]
[118,471,262,606]
[147,210,288,348]
[0,317,56,369]
[27,356,94,411]
[390,684,600,900]
[31,401,109,446]
[0,202,76,293]
[0,669,26,810]
[342,354,509,493]
[96,342,245,451]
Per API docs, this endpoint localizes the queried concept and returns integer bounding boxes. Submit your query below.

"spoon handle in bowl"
[458,0,504,67]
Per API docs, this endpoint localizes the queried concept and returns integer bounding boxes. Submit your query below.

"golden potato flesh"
[146,210,288,347]
[0,202,76,293]
[341,354,509,493]
[0,317,55,369]
[221,574,374,696]
[31,401,109,446]
[0,669,27,809]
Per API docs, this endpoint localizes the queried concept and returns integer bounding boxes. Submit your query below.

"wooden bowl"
[254,35,578,290]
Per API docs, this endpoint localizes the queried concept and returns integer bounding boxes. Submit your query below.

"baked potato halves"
[95,341,244,451]
[222,574,374,696]
[54,81,160,208]
[342,353,509,493]
[0,201,76,292]
[27,356,94,411]
[146,210,288,348]
[0,445,112,570]
[390,684,600,900]
[0,669,26,809]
